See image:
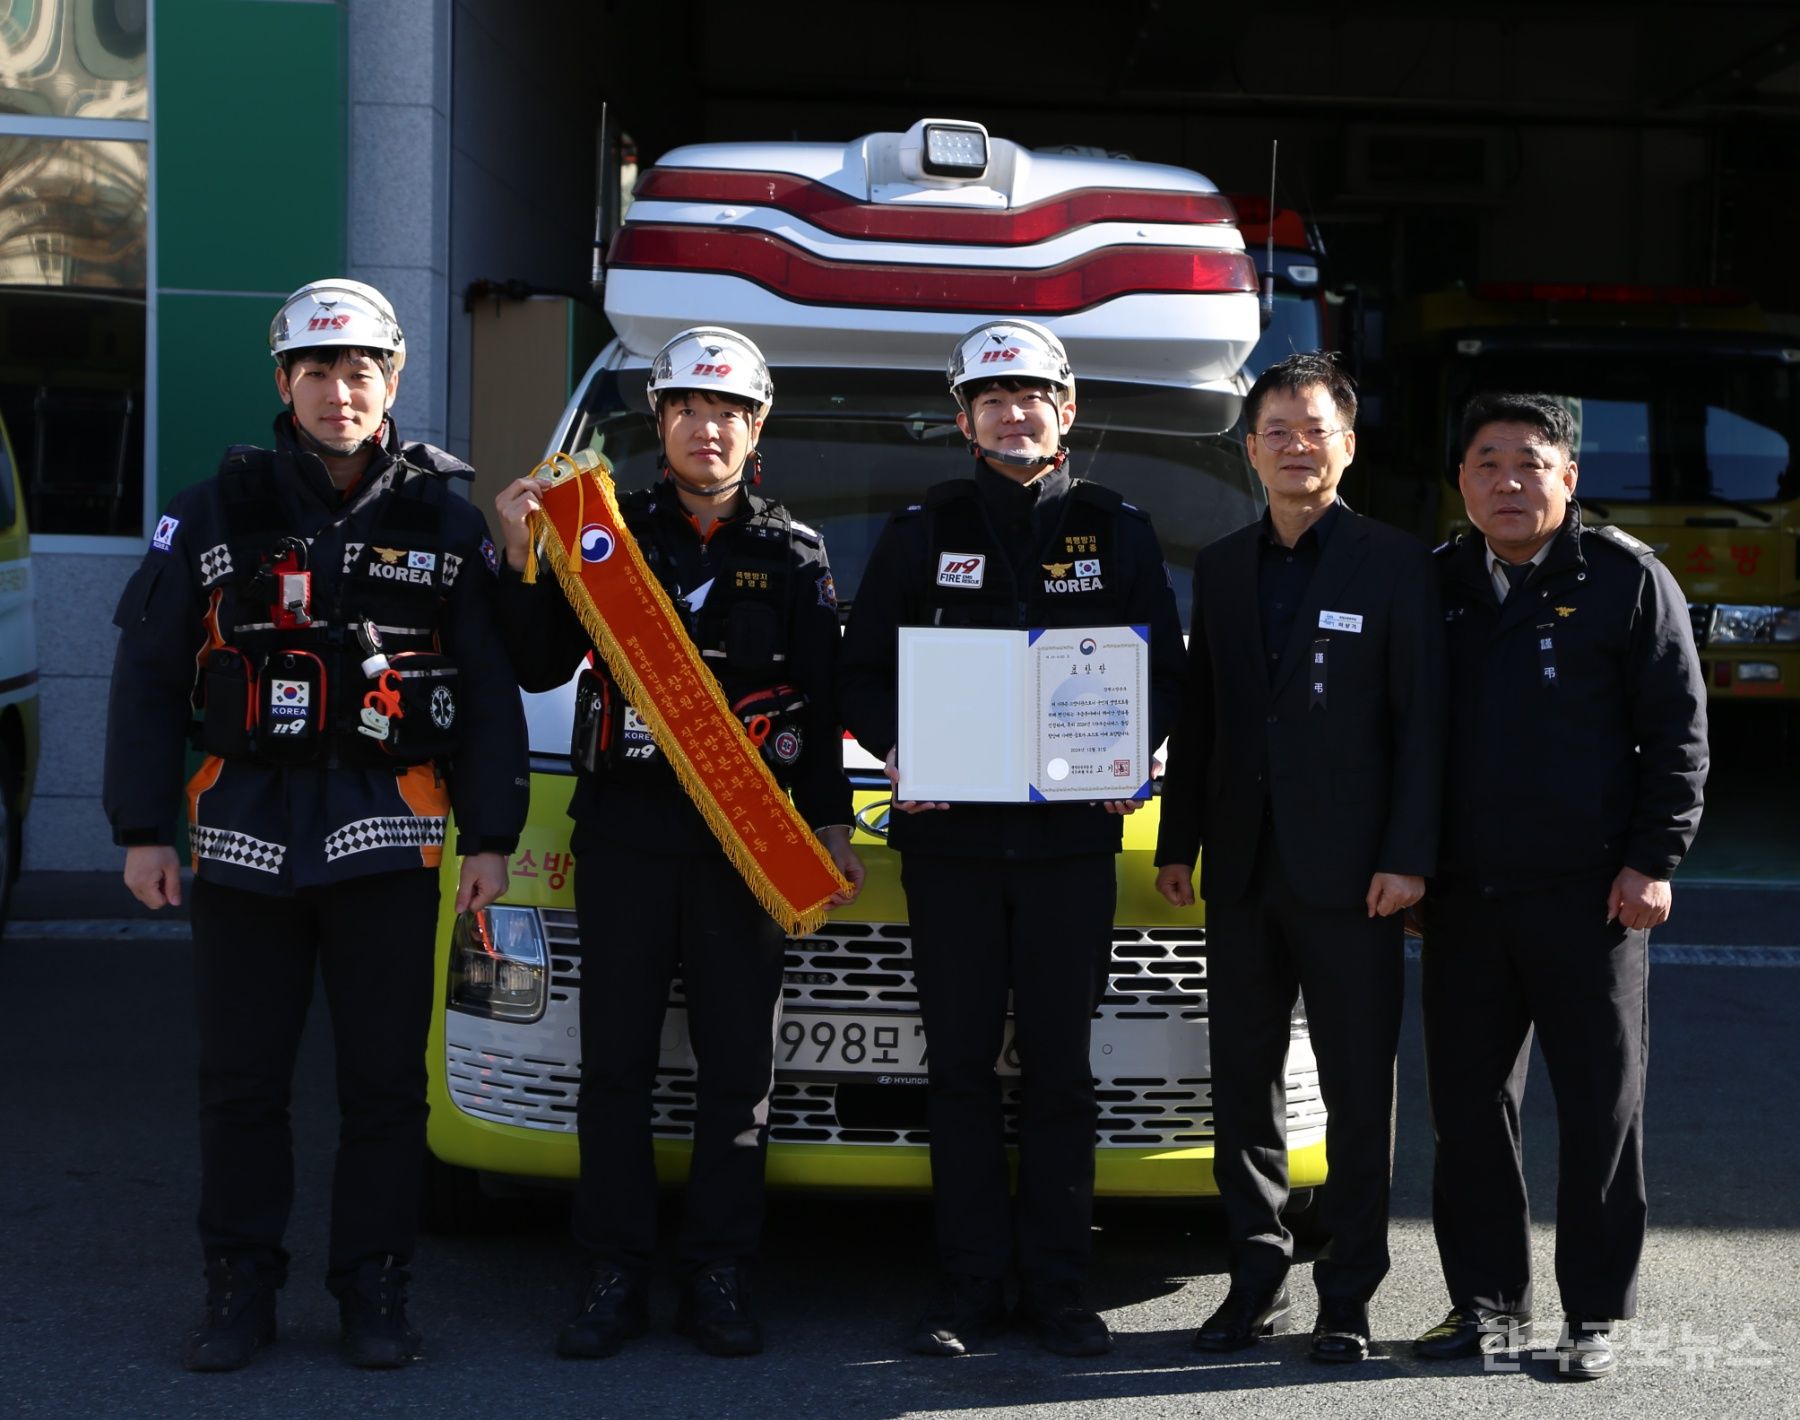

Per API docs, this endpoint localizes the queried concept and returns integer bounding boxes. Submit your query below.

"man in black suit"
[1155,351,1443,1363]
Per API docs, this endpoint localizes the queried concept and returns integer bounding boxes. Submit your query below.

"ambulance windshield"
[564,366,1262,631]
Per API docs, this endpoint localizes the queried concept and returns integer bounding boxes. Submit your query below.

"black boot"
[337,1258,424,1369]
[557,1266,649,1359]
[183,1257,277,1372]
[675,1263,763,1357]
[907,1274,1007,1357]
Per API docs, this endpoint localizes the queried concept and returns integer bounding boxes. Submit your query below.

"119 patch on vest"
[936,552,986,589]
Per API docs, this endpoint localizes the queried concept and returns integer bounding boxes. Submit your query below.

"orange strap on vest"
[523,450,847,937]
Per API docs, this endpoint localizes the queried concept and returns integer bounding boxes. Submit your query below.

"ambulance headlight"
[448,905,547,1023]
[1709,605,1800,644]
[922,122,988,179]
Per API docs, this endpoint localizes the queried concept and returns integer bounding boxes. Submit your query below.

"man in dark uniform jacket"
[493,326,861,1360]
[1413,391,1706,1381]
[839,319,1186,1359]
[1155,351,1444,1363]
[104,279,527,1372]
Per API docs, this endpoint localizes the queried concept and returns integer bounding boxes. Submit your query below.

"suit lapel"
[1225,525,1271,695]
[1272,509,1371,695]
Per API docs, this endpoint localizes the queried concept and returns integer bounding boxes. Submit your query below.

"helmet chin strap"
[288,409,389,462]
[659,447,762,499]
[971,440,1068,473]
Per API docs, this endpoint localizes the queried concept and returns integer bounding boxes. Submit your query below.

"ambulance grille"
[448,910,1327,1148]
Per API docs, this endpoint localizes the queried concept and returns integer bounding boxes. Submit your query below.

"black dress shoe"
[1191,1285,1291,1352]
[556,1266,649,1359]
[907,1274,1006,1357]
[336,1260,424,1369]
[675,1263,763,1357]
[1015,1283,1112,1357]
[183,1258,277,1372]
[1310,1298,1371,1363]
[1554,1317,1615,1381]
[1413,1306,1533,1359]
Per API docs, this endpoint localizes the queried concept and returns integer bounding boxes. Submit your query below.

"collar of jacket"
[973,458,1070,518]
[271,411,401,507]
[1451,500,1588,594]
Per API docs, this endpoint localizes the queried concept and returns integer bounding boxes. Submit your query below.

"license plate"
[773,1010,1020,1080]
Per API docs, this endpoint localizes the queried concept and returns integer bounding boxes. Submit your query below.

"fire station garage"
[3,0,1796,871]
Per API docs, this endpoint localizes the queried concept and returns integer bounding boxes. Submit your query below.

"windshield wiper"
[1700,491,1774,524]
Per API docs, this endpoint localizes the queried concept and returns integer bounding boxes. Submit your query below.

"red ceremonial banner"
[524,451,847,937]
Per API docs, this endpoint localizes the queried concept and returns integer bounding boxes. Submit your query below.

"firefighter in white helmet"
[103,278,528,1372]
[493,325,862,1360]
[838,318,1186,1359]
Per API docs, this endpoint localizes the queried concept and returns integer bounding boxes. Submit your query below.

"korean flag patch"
[407,550,437,572]
[152,514,179,552]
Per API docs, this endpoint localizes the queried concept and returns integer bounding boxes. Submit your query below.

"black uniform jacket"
[103,415,529,893]
[498,482,853,855]
[1156,500,1445,910]
[837,461,1186,860]
[1435,506,1707,893]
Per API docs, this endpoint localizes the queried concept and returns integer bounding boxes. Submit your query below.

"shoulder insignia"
[403,442,476,481]
[1592,523,1655,560]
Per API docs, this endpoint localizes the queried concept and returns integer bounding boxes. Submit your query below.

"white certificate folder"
[896,624,1151,803]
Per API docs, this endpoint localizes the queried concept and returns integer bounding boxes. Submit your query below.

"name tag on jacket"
[1318,610,1363,633]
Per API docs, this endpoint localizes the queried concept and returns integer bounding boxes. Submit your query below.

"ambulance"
[0,408,37,928]
[423,120,1329,1223]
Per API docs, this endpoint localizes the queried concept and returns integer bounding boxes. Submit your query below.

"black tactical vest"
[922,478,1128,629]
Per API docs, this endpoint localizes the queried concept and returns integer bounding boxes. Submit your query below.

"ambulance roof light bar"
[900,119,990,183]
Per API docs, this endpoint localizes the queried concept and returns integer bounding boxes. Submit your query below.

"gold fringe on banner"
[525,451,847,937]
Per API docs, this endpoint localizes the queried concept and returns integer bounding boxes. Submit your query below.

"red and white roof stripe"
[603,126,1261,389]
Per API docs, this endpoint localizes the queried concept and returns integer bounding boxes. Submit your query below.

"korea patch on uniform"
[152,514,179,552]
[936,552,986,589]
[407,550,437,572]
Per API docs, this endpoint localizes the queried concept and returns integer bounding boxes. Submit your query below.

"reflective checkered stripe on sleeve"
[190,823,287,874]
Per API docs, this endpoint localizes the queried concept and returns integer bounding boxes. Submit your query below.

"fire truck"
[423,119,1329,1221]
[1381,283,1800,703]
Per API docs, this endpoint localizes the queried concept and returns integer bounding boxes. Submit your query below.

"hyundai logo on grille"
[854,800,892,839]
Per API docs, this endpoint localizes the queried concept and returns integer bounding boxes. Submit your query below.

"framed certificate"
[896,624,1151,803]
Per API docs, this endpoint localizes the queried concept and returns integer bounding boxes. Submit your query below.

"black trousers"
[190,868,439,1292]
[901,852,1116,1288]
[570,847,786,1273]
[1204,833,1404,1305]
[1422,878,1649,1321]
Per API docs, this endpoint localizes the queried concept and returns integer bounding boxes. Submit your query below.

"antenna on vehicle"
[1260,139,1277,329]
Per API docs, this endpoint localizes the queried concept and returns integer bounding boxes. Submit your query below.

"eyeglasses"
[1253,425,1347,449]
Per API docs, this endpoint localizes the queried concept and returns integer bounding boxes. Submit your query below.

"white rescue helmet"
[645,326,774,423]
[269,279,407,372]
[946,318,1075,410]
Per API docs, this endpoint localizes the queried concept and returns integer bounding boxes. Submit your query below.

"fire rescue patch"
[407,550,437,572]
[480,537,499,575]
[152,514,179,552]
[816,571,837,609]
[937,552,986,589]
[269,679,310,715]
[772,728,802,764]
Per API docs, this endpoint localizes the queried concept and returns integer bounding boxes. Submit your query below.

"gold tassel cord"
[525,459,845,937]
